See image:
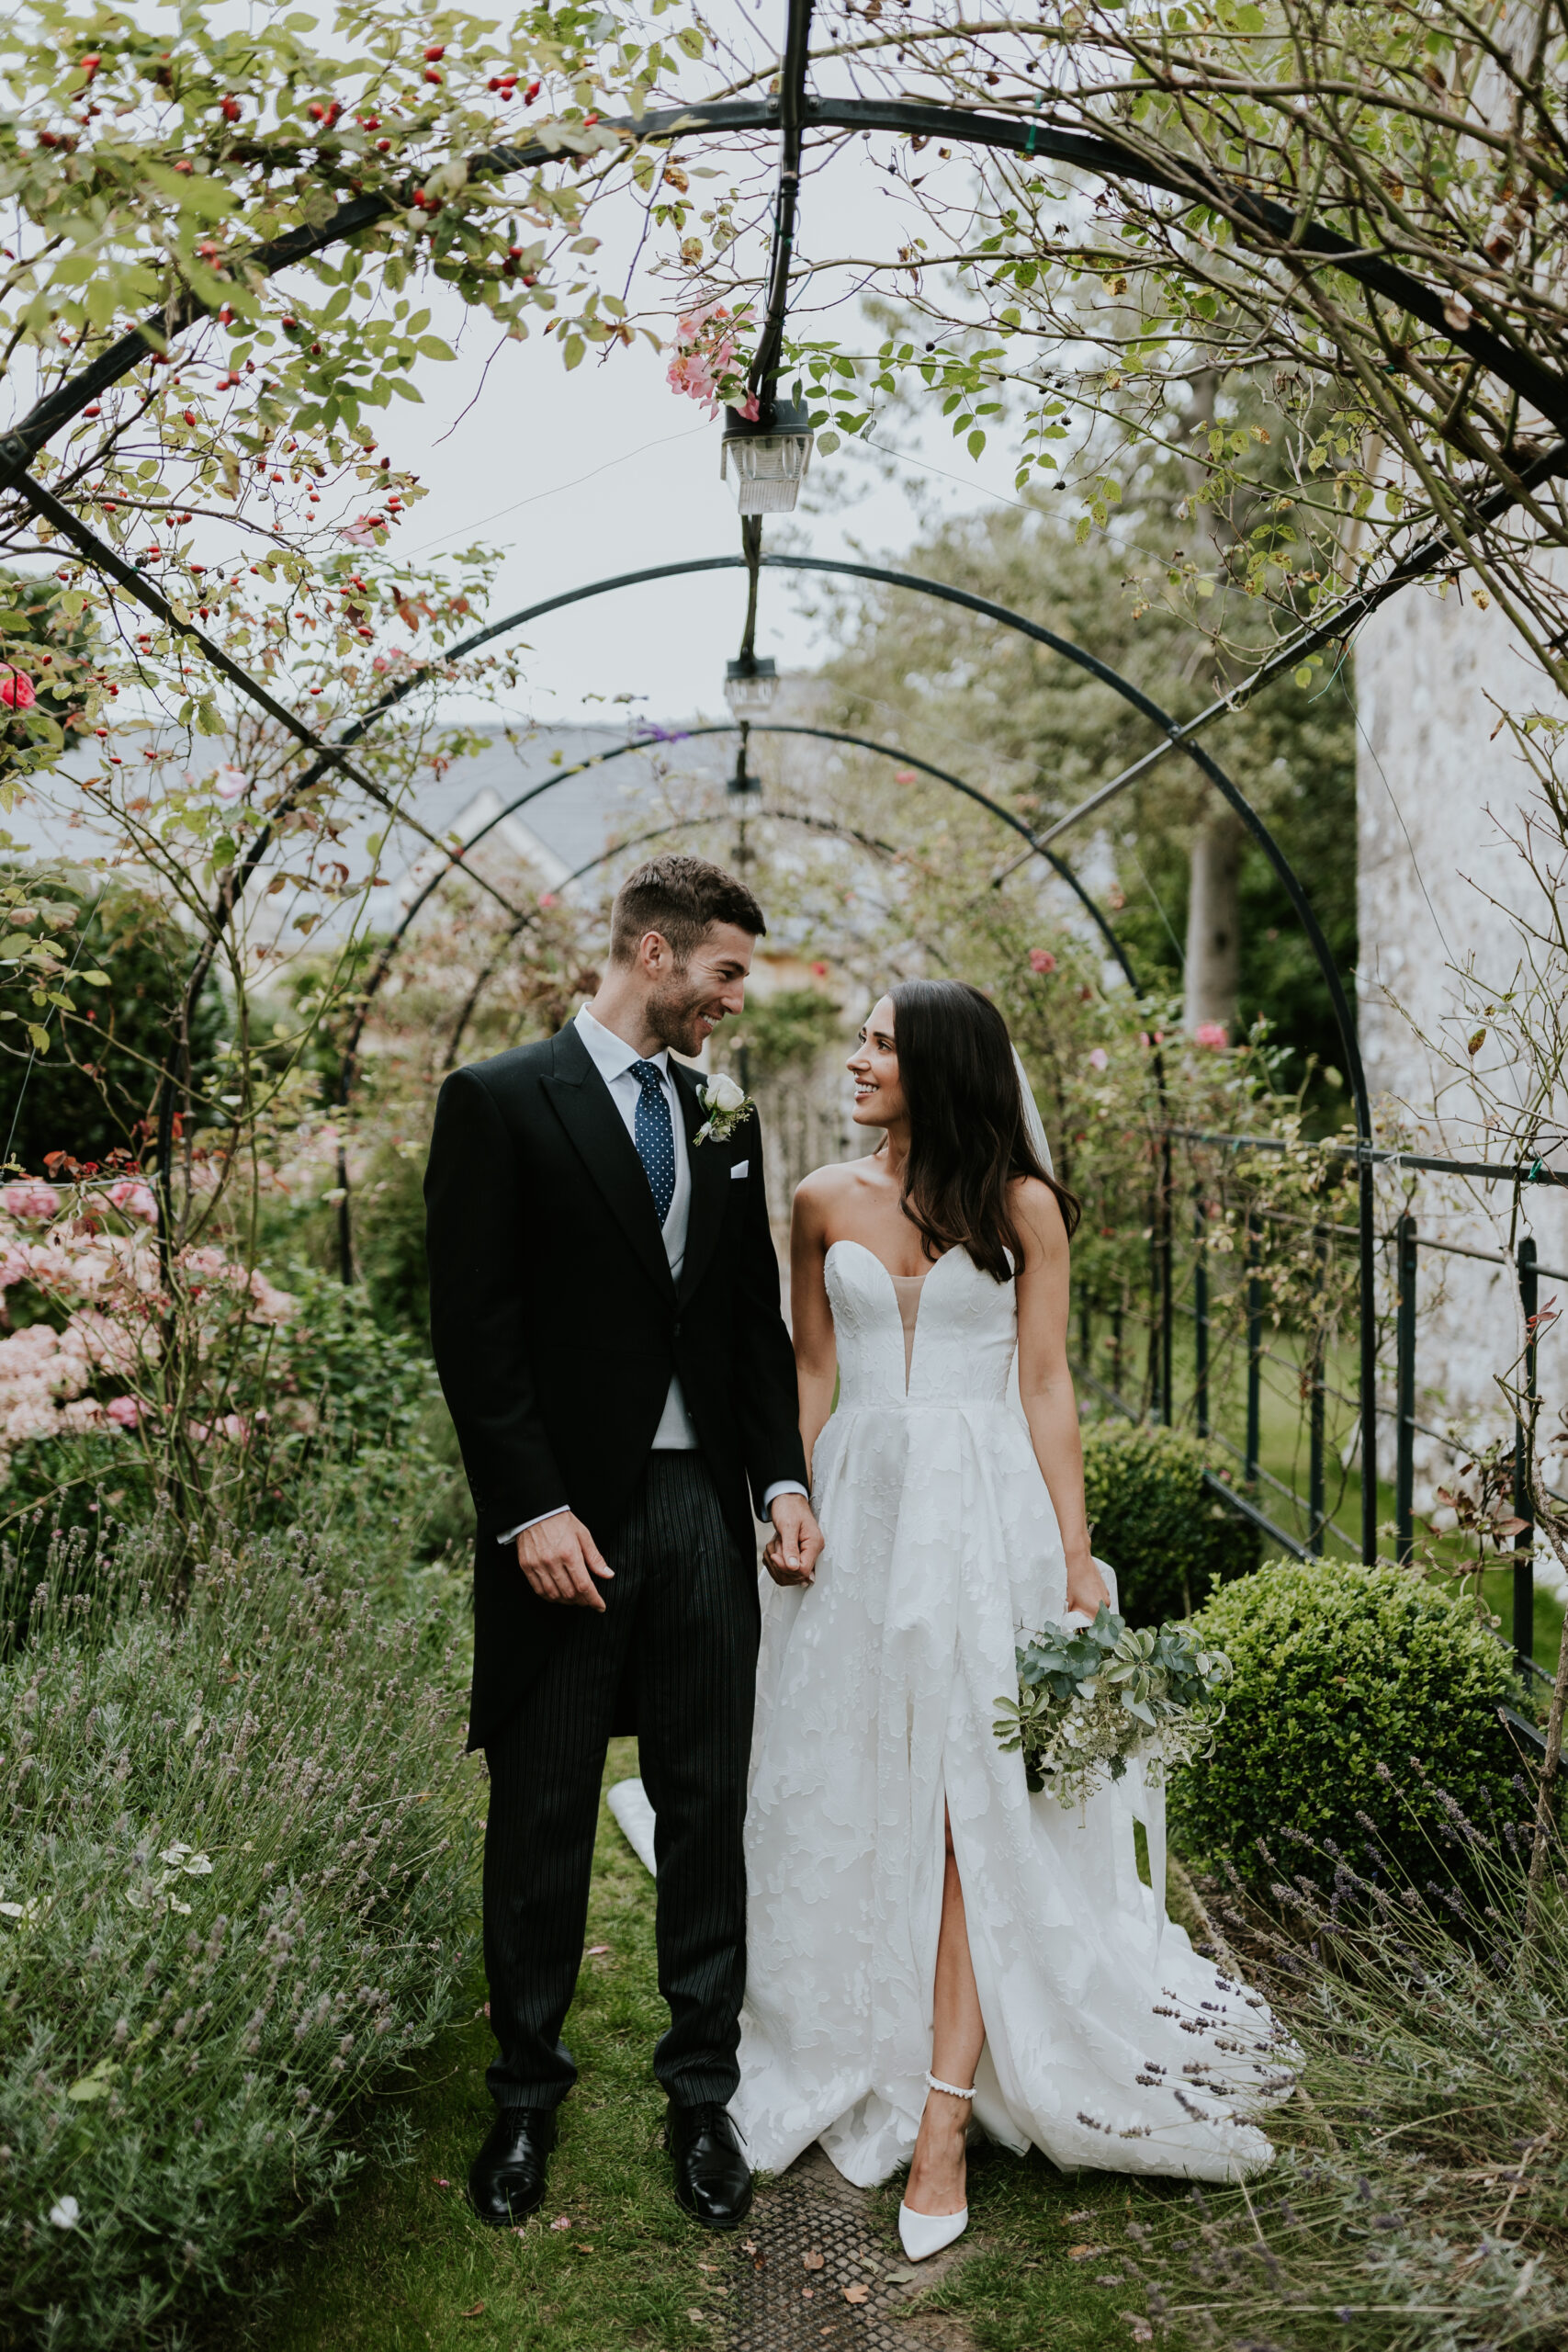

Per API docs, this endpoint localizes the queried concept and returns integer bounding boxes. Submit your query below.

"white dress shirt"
[500,1004,806,1541]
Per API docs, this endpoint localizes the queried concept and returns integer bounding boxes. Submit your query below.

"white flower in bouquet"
[994,1606,1232,1811]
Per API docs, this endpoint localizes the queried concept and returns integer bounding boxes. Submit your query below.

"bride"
[732,979,1282,2259]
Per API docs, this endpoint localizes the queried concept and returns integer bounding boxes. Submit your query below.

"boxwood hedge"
[1169,1557,1534,1894]
[1082,1422,1259,1624]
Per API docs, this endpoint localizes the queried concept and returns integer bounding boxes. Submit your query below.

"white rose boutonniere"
[694,1069,755,1146]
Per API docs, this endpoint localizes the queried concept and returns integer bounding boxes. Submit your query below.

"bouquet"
[994,1605,1232,1808]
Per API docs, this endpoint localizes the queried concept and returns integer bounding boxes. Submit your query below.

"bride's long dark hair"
[889,978,1080,1281]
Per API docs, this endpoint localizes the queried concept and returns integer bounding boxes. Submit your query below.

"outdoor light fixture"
[720,400,814,513]
[728,746,761,797]
[724,655,778,718]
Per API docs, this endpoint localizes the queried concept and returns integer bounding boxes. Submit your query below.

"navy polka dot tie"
[629,1059,676,1227]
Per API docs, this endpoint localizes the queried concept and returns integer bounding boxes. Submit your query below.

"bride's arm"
[789,1172,839,1482]
[1014,1180,1111,1621]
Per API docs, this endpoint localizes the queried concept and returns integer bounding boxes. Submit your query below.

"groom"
[424,854,822,2233]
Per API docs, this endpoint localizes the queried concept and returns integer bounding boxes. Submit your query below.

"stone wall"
[1356,582,1568,1564]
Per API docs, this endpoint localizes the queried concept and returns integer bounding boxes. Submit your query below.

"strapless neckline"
[826,1239,956,1394]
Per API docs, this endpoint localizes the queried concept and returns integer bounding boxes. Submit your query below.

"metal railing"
[1069,1125,1566,1678]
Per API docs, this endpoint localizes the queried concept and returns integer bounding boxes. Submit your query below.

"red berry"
[220,96,240,121]
[84,401,101,417]
[423,65,442,82]
[80,53,100,77]
[423,42,446,60]
[184,408,197,424]
[376,138,390,151]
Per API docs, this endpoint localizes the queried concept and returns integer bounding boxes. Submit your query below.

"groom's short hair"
[609,855,767,967]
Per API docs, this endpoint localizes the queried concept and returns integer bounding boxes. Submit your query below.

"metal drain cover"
[724,2145,934,2350]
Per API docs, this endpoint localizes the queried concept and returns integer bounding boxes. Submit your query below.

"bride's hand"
[1065,1555,1111,1620]
[764,1496,822,1588]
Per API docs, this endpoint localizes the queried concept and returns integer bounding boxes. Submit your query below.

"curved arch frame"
[0,13,1449,1567]
[320,550,1375,1556]
[336,716,1144,1106]
[328,718,1143,1264]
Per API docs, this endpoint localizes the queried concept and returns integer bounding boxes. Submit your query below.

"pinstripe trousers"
[481,1453,760,2111]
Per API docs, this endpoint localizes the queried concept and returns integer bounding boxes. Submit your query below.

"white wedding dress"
[731,1238,1285,2186]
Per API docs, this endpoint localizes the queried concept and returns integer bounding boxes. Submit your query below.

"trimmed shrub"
[1169,1557,1533,1894]
[1082,1422,1259,1623]
[0,1524,472,2348]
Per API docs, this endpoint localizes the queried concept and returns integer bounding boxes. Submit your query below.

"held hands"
[762,1492,825,1589]
[514,1510,613,1611]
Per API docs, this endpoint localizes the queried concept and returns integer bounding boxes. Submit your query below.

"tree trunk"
[1184,809,1244,1037]
[1179,374,1245,1042]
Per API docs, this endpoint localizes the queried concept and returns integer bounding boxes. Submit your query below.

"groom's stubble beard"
[645,964,726,1060]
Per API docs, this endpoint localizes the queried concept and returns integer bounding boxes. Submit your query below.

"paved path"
[717,2143,979,2351]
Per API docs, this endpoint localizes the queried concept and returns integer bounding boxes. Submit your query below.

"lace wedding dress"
[731,1238,1285,2187]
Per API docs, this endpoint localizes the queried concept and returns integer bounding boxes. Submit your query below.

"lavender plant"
[0,1518,473,2349]
[1127,1791,1568,2349]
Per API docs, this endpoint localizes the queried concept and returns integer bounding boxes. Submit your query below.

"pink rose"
[1029,948,1057,975]
[1193,1022,1228,1049]
[1088,1047,1109,1071]
[106,1395,141,1430]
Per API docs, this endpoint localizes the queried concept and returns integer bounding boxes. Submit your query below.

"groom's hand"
[514,1511,613,1610]
[764,1494,824,1589]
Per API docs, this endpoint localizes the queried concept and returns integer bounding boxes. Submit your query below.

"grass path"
[260,1740,1168,2352]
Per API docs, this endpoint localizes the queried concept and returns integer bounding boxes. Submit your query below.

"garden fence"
[1070,1125,1567,1706]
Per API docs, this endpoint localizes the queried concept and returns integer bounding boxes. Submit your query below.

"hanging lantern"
[725,655,778,718]
[720,400,814,513]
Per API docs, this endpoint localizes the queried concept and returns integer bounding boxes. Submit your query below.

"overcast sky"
[385,23,1036,725]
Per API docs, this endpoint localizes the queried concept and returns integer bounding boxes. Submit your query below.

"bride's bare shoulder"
[1010,1172,1070,1258]
[795,1159,874,1220]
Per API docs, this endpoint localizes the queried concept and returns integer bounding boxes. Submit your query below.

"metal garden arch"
[18,0,1534,1567]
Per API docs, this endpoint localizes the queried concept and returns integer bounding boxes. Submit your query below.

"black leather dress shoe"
[666,2100,753,2229]
[467,2106,558,2227]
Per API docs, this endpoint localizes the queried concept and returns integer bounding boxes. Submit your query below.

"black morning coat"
[423,1019,809,1751]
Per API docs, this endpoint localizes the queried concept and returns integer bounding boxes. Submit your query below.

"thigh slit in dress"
[733,1239,1288,2188]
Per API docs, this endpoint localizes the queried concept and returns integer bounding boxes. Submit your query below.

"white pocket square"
[730,1159,750,1180]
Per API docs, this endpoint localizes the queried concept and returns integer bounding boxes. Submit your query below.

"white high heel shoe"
[897,2071,974,2261]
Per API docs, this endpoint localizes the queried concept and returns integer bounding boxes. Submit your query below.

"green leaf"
[25,1023,51,1053]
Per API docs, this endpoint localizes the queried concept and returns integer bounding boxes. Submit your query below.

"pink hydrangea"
[2,1182,61,1221]
[1029,948,1057,975]
[247,1269,296,1325]
[1192,1021,1228,1049]
[107,1179,158,1222]
[105,1394,141,1430]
